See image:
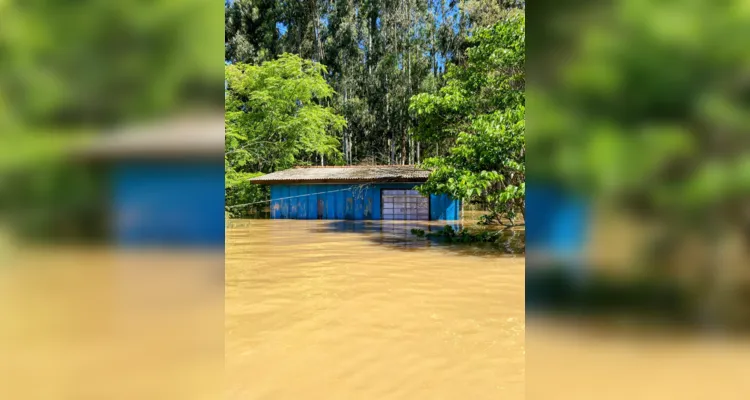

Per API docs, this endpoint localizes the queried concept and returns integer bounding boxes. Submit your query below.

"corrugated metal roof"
[250,165,431,184]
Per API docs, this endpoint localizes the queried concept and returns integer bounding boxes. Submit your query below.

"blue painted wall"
[270,183,461,221]
[525,185,590,257]
[111,162,225,248]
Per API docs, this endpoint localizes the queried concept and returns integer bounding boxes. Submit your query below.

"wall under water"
[269,183,461,221]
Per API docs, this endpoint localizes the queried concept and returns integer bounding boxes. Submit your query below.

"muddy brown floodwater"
[225,219,525,400]
[0,248,224,399]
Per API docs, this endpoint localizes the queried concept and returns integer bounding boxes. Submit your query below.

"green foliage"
[225,0,281,64]
[411,15,525,226]
[530,0,750,325]
[0,0,222,241]
[411,16,525,142]
[412,225,524,248]
[529,1,750,229]
[0,163,107,241]
[224,169,268,217]
[411,228,427,237]
[465,0,525,28]
[225,54,346,216]
[224,0,492,165]
[1,0,222,127]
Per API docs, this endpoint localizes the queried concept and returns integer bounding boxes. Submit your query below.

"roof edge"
[288,165,428,169]
[249,178,428,185]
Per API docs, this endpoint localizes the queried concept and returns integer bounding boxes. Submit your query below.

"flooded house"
[250,165,462,221]
[75,113,225,248]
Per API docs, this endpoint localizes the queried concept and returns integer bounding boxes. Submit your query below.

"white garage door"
[382,189,430,220]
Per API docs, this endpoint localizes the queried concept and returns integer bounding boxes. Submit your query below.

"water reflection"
[227,218,524,255]
[225,219,525,400]
[315,220,450,248]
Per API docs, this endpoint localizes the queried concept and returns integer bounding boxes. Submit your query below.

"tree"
[410,15,525,226]
[223,0,477,166]
[225,0,282,64]
[225,54,346,216]
[465,0,525,28]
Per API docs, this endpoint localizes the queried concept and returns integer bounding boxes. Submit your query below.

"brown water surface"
[225,219,525,400]
[0,248,223,399]
[527,317,750,400]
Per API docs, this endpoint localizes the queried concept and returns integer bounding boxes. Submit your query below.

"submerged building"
[75,113,225,248]
[250,166,461,221]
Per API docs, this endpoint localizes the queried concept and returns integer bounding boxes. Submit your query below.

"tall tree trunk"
[431,22,437,77]
[341,87,349,165]
[409,136,413,165]
[401,113,407,164]
[312,0,324,62]
[386,85,393,164]
[407,1,413,165]
[368,9,375,76]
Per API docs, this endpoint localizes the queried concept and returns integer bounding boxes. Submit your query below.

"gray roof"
[73,112,225,161]
[250,166,431,184]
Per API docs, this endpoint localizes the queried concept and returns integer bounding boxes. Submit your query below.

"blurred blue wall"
[111,163,224,248]
[525,185,589,259]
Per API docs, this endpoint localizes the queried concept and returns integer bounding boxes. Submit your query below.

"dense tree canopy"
[225,54,345,214]
[225,0,499,166]
[411,16,525,225]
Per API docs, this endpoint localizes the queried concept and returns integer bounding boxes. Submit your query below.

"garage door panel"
[381,189,429,221]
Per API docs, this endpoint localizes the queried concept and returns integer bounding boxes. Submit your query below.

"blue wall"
[525,185,589,257]
[269,183,461,221]
[111,162,225,248]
